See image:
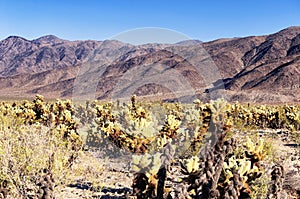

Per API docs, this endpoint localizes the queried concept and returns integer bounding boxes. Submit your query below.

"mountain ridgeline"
[0,27,299,103]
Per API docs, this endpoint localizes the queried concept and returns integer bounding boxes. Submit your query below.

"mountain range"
[0,26,299,103]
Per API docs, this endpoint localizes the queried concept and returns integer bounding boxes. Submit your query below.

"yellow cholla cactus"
[166,114,181,131]
[131,153,162,178]
[243,137,266,161]
[223,156,253,184]
[181,156,200,174]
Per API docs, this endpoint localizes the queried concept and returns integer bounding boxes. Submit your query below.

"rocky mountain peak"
[33,35,65,45]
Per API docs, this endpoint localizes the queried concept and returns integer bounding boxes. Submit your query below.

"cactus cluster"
[0,96,83,198]
[228,102,300,131]
[0,95,299,198]
[84,97,299,198]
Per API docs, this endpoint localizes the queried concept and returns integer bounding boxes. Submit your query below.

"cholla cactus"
[159,114,181,139]
[32,95,46,120]
[131,153,165,198]
[268,164,284,199]
[172,99,267,199]
[180,156,200,174]
[209,98,229,123]
[101,121,152,153]
[173,122,237,198]
[243,138,266,163]
[222,155,262,196]
[131,153,161,178]
[284,105,300,130]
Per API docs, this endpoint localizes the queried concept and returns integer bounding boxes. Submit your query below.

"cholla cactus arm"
[131,153,164,198]
[268,164,284,198]
[180,156,200,174]
[243,137,266,162]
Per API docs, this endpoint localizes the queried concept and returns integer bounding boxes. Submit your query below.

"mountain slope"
[0,26,299,102]
[223,27,300,94]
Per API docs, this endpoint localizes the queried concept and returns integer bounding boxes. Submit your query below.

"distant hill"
[0,27,299,103]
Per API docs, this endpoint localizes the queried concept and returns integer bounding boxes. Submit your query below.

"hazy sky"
[1,0,299,42]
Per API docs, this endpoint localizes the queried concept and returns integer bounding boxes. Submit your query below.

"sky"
[1,0,300,43]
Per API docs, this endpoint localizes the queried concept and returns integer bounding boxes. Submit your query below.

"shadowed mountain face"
[0,26,299,103]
